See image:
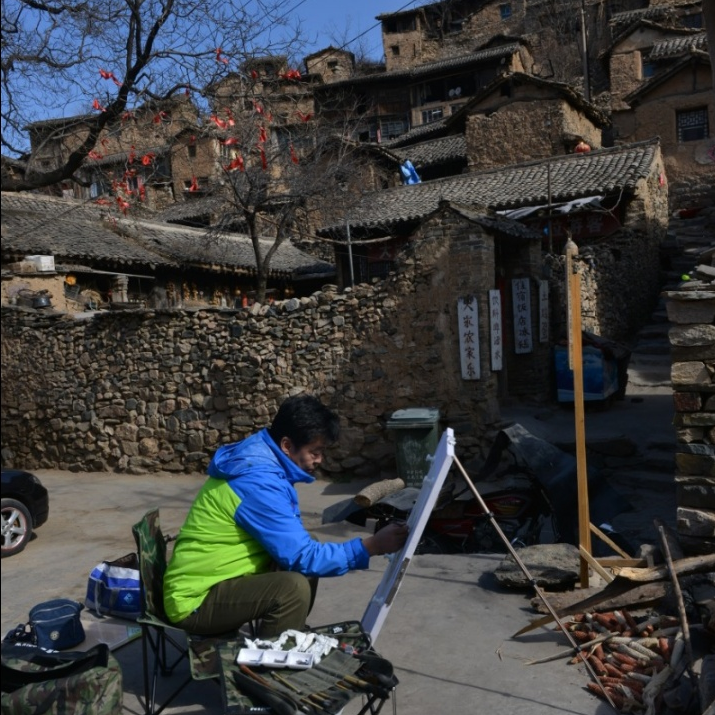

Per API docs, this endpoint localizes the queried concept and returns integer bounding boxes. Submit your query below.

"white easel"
[361,428,456,644]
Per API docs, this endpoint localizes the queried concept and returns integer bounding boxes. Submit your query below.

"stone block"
[676,477,715,509]
[676,452,715,476]
[676,507,715,537]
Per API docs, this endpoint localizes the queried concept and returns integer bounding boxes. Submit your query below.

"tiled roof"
[382,119,448,148]
[86,145,170,168]
[624,52,711,104]
[1,192,334,277]
[316,44,521,89]
[610,6,678,26]
[649,32,708,60]
[155,195,229,222]
[391,135,467,169]
[118,219,333,277]
[1,193,170,268]
[318,139,660,236]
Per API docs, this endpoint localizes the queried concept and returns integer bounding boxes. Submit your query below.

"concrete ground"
[1,392,676,715]
[1,322,680,714]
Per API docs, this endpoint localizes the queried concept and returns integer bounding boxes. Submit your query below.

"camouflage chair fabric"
[132,509,221,692]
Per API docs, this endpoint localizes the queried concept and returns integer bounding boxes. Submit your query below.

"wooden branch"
[579,545,614,583]
[590,522,631,559]
[353,478,405,508]
[611,553,715,582]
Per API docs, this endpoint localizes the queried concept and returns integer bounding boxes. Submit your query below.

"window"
[642,58,656,79]
[421,107,444,124]
[188,145,197,158]
[682,13,702,28]
[677,107,709,142]
[391,45,400,56]
[500,3,512,20]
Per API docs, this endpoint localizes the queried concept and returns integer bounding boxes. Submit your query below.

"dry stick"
[452,456,617,712]
[656,524,700,711]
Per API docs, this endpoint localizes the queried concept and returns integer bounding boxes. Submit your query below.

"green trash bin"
[386,408,441,488]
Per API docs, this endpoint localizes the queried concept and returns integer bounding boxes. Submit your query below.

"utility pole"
[346,219,355,287]
[580,0,590,101]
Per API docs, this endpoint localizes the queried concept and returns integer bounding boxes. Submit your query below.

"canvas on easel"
[361,428,456,644]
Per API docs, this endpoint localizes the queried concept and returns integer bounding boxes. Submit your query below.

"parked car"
[1,469,49,557]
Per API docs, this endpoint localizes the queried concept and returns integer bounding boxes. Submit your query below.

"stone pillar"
[665,287,715,555]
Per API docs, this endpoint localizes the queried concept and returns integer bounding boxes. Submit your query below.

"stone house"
[318,138,669,359]
[24,96,200,211]
[609,36,713,206]
[313,38,531,144]
[1,192,334,310]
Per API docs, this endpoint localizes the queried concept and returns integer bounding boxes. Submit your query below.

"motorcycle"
[364,465,559,555]
[322,422,635,557]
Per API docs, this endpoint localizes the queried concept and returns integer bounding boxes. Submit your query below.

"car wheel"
[1,498,33,558]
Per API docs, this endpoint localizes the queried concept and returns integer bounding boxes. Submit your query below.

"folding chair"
[132,508,225,715]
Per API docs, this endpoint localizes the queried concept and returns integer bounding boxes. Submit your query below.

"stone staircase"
[627,206,715,395]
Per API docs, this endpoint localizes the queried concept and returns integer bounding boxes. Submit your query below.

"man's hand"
[363,522,409,557]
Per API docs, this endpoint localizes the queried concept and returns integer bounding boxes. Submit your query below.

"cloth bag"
[84,552,142,621]
[27,599,85,651]
[1,641,122,715]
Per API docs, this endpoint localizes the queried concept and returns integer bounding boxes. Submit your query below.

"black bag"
[0,642,123,715]
[28,599,85,651]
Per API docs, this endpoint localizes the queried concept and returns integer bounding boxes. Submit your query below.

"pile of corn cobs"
[566,610,685,712]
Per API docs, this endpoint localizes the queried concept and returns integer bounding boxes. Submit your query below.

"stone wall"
[665,286,715,556]
[1,216,520,477]
[466,98,601,170]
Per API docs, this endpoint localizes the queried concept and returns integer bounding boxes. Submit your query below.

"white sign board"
[488,289,503,371]
[512,278,533,354]
[361,428,456,645]
[457,297,480,379]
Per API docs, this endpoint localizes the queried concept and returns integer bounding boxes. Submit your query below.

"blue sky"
[296,0,423,60]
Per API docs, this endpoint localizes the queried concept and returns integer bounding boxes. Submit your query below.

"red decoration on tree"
[215,47,229,64]
[296,110,312,123]
[153,111,168,124]
[575,140,591,153]
[141,152,155,165]
[128,146,136,163]
[210,115,228,129]
[220,137,239,145]
[224,155,245,172]
[258,126,267,143]
[280,69,301,80]
[289,144,299,164]
[87,150,103,160]
[188,176,199,192]
[99,68,122,85]
[92,99,106,112]
[259,146,267,170]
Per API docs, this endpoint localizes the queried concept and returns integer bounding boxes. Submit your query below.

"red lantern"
[575,140,591,153]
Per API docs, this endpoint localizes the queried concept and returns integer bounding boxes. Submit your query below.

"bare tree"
[203,69,375,301]
[1,0,305,191]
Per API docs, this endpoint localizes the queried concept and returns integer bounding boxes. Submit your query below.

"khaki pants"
[175,571,318,638]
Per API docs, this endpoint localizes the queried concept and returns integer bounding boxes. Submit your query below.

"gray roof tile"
[649,32,708,59]
[391,135,467,169]
[318,139,660,235]
[1,192,334,277]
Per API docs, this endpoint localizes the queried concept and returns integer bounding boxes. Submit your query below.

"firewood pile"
[566,609,690,712]
[517,531,715,715]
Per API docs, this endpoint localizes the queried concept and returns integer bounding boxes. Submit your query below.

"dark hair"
[268,394,340,448]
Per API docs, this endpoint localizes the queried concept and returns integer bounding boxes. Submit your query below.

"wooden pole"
[565,236,592,588]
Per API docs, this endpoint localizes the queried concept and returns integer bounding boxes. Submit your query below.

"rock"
[494,543,580,590]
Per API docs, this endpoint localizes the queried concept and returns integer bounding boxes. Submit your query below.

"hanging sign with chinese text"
[488,289,503,371]
[512,278,533,354]
[457,296,480,380]
[539,280,549,343]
